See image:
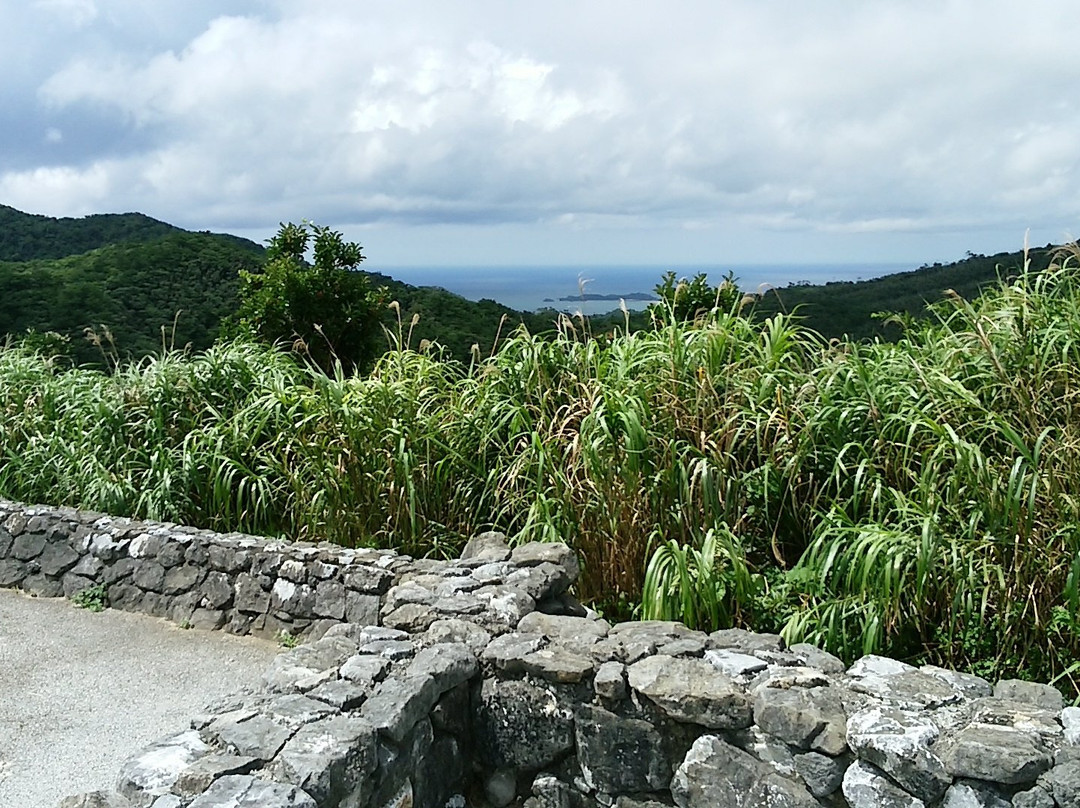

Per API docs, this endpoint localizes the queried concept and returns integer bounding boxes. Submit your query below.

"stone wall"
[3,500,1078,808]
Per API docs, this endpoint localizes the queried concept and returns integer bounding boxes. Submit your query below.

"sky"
[3,0,1080,269]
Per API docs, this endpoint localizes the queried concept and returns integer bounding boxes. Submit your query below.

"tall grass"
[2,250,1080,686]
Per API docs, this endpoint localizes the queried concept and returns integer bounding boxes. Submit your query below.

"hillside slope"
[750,247,1057,340]
[0,205,185,262]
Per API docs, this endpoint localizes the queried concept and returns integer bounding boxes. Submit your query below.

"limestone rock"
[57,793,133,808]
[994,679,1064,712]
[475,678,575,770]
[510,541,580,584]
[842,759,926,808]
[116,730,211,806]
[460,531,511,563]
[846,706,949,802]
[627,655,752,729]
[941,779,1012,808]
[788,642,846,674]
[187,775,316,807]
[793,751,847,798]
[938,724,1052,785]
[520,645,595,684]
[575,704,669,793]
[272,716,376,804]
[360,674,441,743]
[1039,758,1080,807]
[594,661,628,701]
[755,685,847,755]
[671,734,819,808]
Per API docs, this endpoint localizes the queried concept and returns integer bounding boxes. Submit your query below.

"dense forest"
[751,247,1056,340]
[0,205,1053,367]
[0,206,555,365]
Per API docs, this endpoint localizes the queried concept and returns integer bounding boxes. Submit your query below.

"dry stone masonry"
[3,500,1080,808]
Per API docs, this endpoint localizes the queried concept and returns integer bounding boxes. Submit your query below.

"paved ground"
[0,588,279,808]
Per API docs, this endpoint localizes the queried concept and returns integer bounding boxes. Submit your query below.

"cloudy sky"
[4,0,1080,269]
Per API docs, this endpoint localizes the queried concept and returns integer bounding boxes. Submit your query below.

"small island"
[557,292,658,302]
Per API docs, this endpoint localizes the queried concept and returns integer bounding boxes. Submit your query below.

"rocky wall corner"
[3,500,1078,808]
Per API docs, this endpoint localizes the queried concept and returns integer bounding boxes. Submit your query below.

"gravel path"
[0,588,279,807]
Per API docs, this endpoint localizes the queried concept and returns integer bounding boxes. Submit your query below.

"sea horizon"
[374,262,918,315]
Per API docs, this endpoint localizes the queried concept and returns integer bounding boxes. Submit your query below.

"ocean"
[379,263,916,315]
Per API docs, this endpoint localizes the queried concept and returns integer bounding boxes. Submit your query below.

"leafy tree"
[232,222,388,374]
[650,270,741,323]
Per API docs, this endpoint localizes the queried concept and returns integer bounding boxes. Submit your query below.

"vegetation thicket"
[228,221,389,375]
[2,244,1079,692]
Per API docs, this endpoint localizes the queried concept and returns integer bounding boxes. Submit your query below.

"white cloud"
[7,0,1080,262]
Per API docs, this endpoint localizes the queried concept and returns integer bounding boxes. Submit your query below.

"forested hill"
[750,246,1057,340]
[0,232,266,364]
[0,205,188,262]
[0,206,550,365]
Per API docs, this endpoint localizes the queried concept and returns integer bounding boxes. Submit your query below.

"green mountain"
[750,247,1057,340]
[0,204,1059,364]
[0,206,553,366]
[0,205,183,262]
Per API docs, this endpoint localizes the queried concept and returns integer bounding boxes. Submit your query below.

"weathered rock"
[265,694,338,730]
[187,775,317,807]
[162,564,204,595]
[475,678,575,770]
[994,679,1064,712]
[485,768,518,807]
[921,665,992,700]
[510,541,580,583]
[941,779,1012,808]
[627,655,752,729]
[12,530,46,560]
[131,560,167,592]
[203,713,294,761]
[793,751,847,798]
[707,628,784,653]
[575,704,669,793]
[847,659,961,710]
[272,716,376,805]
[407,642,478,686]
[383,602,439,633]
[340,653,391,687]
[116,730,211,806]
[270,579,316,618]
[517,611,610,644]
[1039,758,1080,807]
[842,759,926,808]
[423,618,492,655]
[22,572,63,597]
[788,642,846,674]
[1013,785,1056,808]
[594,661,628,701]
[460,531,512,563]
[671,734,819,808]
[704,648,768,678]
[57,792,133,808]
[0,558,26,586]
[233,573,269,614]
[172,754,260,797]
[38,539,80,575]
[360,674,441,743]
[756,684,847,755]
[938,724,1052,785]
[846,706,949,802]
[482,631,546,674]
[521,645,595,684]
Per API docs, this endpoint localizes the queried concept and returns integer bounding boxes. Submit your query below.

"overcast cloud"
[3,0,1080,266]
